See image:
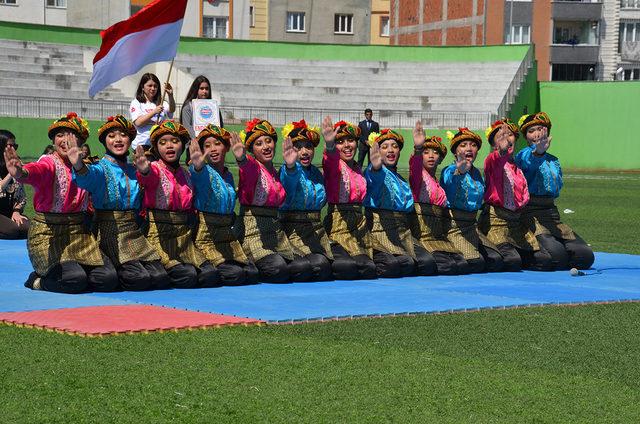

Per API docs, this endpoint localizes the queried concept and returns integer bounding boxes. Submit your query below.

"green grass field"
[3,171,640,422]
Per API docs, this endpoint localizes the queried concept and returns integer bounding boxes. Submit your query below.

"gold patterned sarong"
[411,203,460,254]
[28,212,103,276]
[521,196,576,241]
[447,208,497,260]
[366,208,416,259]
[281,210,333,259]
[93,210,159,267]
[236,205,294,262]
[324,203,372,258]
[478,204,540,251]
[194,211,248,266]
[145,209,207,269]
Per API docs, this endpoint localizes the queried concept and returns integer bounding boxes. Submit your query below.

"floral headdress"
[424,135,447,158]
[197,124,232,148]
[98,115,136,144]
[149,120,190,146]
[518,112,552,136]
[367,128,405,150]
[333,120,361,142]
[239,118,278,150]
[48,112,90,143]
[485,118,519,146]
[445,127,482,154]
[281,119,321,147]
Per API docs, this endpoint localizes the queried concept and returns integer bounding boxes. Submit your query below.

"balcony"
[621,41,640,61]
[552,1,602,20]
[550,45,600,63]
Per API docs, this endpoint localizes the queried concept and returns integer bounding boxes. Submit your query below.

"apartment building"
[390,0,636,82]
[0,0,251,39]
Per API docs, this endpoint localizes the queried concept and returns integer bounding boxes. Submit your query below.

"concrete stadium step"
[212,83,507,98]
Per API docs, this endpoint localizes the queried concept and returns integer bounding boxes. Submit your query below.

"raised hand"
[189,139,206,171]
[370,141,382,171]
[134,145,150,175]
[3,145,23,179]
[413,120,425,149]
[494,124,511,156]
[230,132,246,161]
[455,153,471,174]
[153,104,164,116]
[322,116,338,147]
[282,136,298,169]
[535,127,551,155]
[67,136,82,169]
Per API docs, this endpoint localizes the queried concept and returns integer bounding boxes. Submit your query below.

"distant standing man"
[357,109,379,168]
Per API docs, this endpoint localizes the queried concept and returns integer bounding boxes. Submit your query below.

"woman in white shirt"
[129,73,176,150]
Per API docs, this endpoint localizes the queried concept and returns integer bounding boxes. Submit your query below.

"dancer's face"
[53,129,78,159]
[525,124,545,144]
[422,147,442,172]
[105,130,131,157]
[252,135,275,164]
[156,134,183,163]
[335,137,357,162]
[455,140,479,163]
[379,139,400,167]
[294,140,315,167]
[202,137,228,167]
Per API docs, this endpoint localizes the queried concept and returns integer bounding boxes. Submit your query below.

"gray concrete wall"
[67,0,129,30]
[268,0,371,44]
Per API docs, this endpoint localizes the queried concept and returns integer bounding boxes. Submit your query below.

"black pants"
[330,244,377,280]
[217,261,260,286]
[306,253,334,281]
[356,141,369,169]
[37,256,119,294]
[254,253,313,283]
[537,233,595,270]
[372,250,417,278]
[0,214,28,239]
[431,251,471,275]
[413,243,438,276]
[497,243,554,272]
[118,260,171,291]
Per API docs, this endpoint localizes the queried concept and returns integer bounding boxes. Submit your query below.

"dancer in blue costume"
[188,124,260,285]
[364,129,437,278]
[515,112,594,270]
[71,115,170,290]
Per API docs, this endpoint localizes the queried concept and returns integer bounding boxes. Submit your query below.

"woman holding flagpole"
[130,73,175,151]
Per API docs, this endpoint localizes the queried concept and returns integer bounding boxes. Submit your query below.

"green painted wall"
[538,82,640,170]
[0,20,529,63]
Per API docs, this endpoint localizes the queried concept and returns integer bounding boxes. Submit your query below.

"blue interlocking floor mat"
[1,239,639,322]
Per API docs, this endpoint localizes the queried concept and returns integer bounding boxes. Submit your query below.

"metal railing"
[0,95,496,130]
[496,46,535,119]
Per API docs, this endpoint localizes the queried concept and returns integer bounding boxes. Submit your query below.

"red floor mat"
[0,305,263,336]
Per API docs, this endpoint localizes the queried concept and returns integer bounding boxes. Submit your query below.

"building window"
[46,0,66,7]
[623,68,640,79]
[286,12,305,32]
[0,0,18,5]
[553,21,598,45]
[621,0,640,8]
[620,22,640,42]
[335,14,354,34]
[203,16,229,39]
[551,63,596,81]
[506,25,530,44]
[380,16,390,37]
[249,6,255,28]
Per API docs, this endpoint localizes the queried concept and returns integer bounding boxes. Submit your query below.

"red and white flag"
[88,0,187,98]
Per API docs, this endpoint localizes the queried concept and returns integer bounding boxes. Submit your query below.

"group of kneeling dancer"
[3,110,594,293]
